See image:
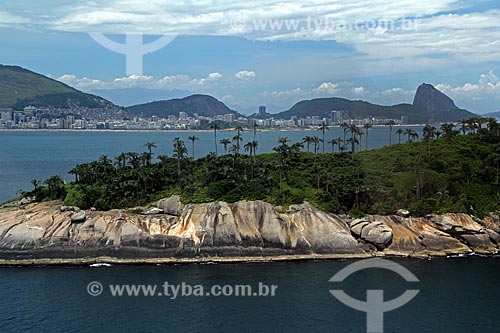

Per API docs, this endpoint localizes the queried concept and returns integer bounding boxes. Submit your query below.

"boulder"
[360,222,393,249]
[157,195,184,216]
[348,219,371,237]
[348,218,393,249]
[71,211,86,223]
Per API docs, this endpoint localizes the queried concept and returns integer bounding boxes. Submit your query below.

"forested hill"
[0,65,117,109]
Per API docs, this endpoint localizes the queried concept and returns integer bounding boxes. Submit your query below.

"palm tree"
[114,152,128,169]
[318,122,329,153]
[411,131,419,142]
[440,123,457,142]
[252,122,259,142]
[311,136,321,154]
[233,125,244,154]
[327,139,338,153]
[220,138,231,154]
[30,179,40,190]
[340,122,349,144]
[336,137,344,152]
[172,137,187,182]
[232,134,243,155]
[250,140,259,156]
[188,135,199,159]
[346,137,359,154]
[143,142,157,166]
[385,120,396,146]
[348,124,362,151]
[244,142,253,155]
[127,152,141,169]
[404,129,411,143]
[396,128,404,144]
[302,136,313,152]
[422,125,437,141]
[363,123,372,151]
[404,129,419,142]
[45,175,64,199]
[210,123,220,156]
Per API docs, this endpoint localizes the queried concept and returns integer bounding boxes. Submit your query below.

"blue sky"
[1,0,500,113]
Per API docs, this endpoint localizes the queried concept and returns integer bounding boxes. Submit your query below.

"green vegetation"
[24,118,500,217]
[0,65,115,109]
[126,94,241,118]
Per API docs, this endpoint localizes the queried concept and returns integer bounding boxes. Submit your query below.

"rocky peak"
[413,83,458,111]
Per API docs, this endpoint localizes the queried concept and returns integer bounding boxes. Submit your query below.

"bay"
[0,126,421,203]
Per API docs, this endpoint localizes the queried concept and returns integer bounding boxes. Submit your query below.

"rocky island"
[0,195,498,265]
[3,116,500,265]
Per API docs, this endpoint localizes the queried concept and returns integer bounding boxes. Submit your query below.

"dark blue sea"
[0,258,498,332]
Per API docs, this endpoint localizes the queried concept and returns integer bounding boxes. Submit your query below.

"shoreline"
[0,124,426,134]
[1,251,497,267]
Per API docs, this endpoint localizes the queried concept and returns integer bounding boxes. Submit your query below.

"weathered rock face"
[0,197,498,262]
[349,219,393,249]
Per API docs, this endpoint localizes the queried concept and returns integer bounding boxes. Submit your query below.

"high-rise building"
[14,111,25,124]
[179,112,188,120]
[331,110,344,124]
[0,108,12,121]
[23,106,36,118]
[259,106,266,116]
[66,115,75,125]
[401,116,409,124]
[224,114,235,123]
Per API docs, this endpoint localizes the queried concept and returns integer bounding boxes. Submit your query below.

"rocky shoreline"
[0,196,499,266]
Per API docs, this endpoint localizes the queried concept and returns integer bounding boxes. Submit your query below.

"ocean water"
[0,127,422,203]
[0,129,498,332]
[0,257,498,332]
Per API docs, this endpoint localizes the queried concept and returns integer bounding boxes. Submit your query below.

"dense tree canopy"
[26,118,500,217]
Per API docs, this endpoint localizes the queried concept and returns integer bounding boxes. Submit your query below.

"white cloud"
[353,87,365,94]
[313,82,340,94]
[191,72,223,85]
[113,75,155,86]
[437,71,500,95]
[58,74,107,89]
[57,71,228,91]
[0,11,29,25]
[235,70,256,79]
[3,1,500,77]
[208,72,223,80]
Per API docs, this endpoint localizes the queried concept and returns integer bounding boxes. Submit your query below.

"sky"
[1,0,500,113]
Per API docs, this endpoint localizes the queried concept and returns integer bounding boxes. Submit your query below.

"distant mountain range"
[0,64,480,123]
[0,65,117,109]
[275,83,476,123]
[126,94,242,118]
[91,88,191,107]
[484,111,500,118]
